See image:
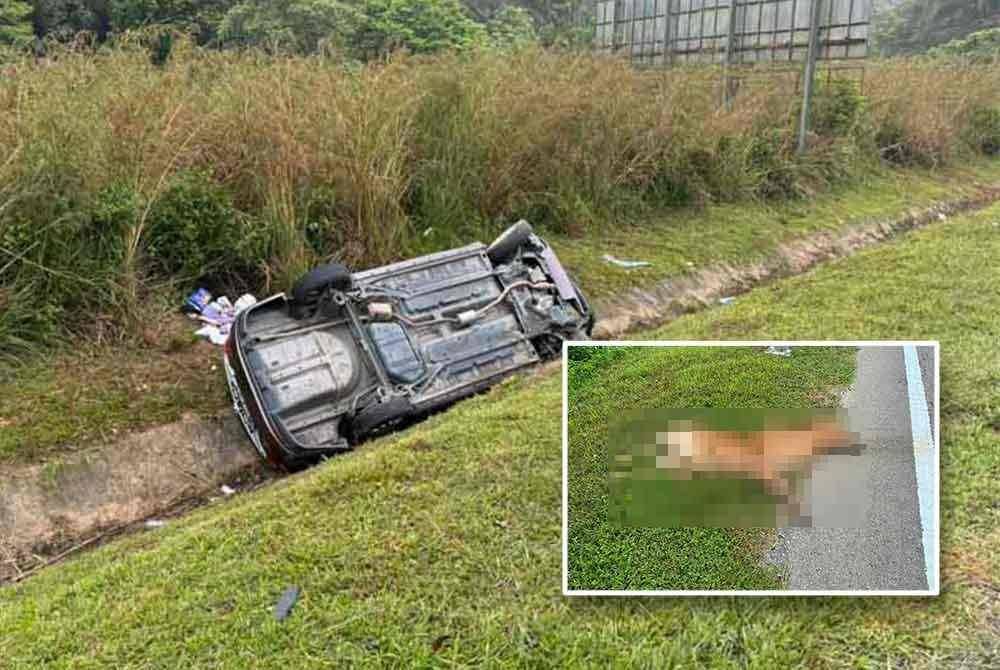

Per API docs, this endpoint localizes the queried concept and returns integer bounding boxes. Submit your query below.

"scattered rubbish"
[937,213,947,222]
[195,324,229,346]
[719,296,736,305]
[274,586,300,621]
[765,345,793,357]
[184,289,257,346]
[184,288,213,314]
[145,519,167,529]
[685,261,695,268]
[603,254,651,269]
[220,484,236,496]
[234,294,257,313]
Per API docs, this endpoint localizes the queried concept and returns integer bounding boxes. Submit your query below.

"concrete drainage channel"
[2,184,998,585]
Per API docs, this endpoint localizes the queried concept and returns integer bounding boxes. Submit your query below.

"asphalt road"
[778,346,931,591]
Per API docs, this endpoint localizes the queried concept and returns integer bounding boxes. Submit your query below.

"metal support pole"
[664,0,674,65]
[722,0,740,110]
[797,0,825,155]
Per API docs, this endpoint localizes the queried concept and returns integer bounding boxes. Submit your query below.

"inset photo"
[562,342,938,596]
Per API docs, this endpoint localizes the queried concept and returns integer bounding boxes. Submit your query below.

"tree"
[0,0,32,45]
[28,0,94,40]
[928,26,1000,60]
[219,0,488,58]
[218,0,357,53]
[485,5,536,48]
[874,0,1000,55]
[351,0,487,58]
[110,1,238,44]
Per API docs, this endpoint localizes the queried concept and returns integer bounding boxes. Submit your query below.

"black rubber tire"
[290,263,352,319]
[486,220,533,265]
[350,396,413,440]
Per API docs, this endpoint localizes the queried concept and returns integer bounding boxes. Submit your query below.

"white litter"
[234,294,257,313]
[603,254,651,269]
[185,289,257,346]
[765,345,793,357]
[719,296,736,305]
[145,519,167,529]
[195,324,229,346]
[220,484,236,496]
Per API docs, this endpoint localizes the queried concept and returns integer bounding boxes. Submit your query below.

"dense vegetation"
[0,42,997,359]
[0,0,581,54]
[928,27,1000,60]
[873,0,1000,55]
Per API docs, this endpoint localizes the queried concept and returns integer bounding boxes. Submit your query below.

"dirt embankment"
[1,415,271,582]
[3,182,999,584]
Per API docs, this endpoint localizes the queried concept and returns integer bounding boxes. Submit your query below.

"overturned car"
[223,221,593,469]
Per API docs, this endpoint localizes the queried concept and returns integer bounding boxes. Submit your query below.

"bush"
[966,107,1000,156]
[811,78,868,139]
[144,172,254,284]
[928,28,1000,62]
[486,7,537,49]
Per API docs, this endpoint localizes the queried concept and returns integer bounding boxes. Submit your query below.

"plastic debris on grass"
[719,296,736,305]
[603,254,651,269]
[184,289,257,346]
[765,345,793,357]
[274,586,300,621]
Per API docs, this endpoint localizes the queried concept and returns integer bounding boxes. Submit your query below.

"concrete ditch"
[2,182,999,584]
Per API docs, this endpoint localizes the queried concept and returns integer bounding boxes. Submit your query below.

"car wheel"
[486,220,533,265]
[290,262,352,319]
[350,396,413,440]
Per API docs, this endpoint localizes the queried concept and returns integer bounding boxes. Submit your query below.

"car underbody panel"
[227,225,592,468]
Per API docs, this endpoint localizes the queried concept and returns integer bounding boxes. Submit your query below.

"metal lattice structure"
[595,0,872,65]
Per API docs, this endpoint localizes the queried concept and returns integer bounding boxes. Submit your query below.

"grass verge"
[1,191,998,667]
[566,345,856,591]
[3,160,998,465]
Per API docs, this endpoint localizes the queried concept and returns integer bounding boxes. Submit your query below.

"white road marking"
[903,345,937,592]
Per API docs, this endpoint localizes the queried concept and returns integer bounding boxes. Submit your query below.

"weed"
[0,45,997,353]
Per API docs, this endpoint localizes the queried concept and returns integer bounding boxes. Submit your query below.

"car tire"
[290,262,352,319]
[486,220,533,265]
[350,396,413,440]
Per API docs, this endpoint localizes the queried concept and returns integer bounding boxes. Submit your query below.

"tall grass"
[0,44,997,355]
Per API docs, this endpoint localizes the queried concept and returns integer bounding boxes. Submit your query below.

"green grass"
[554,159,1000,299]
[3,160,998,465]
[2,190,999,667]
[566,346,856,591]
[0,316,227,463]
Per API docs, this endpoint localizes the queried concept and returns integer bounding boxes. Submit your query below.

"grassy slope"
[3,160,999,465]
[566,346,856,591]
[552,160,1000,300]
[2,195,998,667]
